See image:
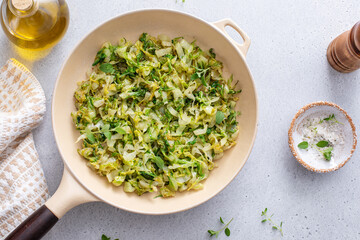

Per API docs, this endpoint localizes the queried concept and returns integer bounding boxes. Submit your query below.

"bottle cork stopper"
[11,0,33,11]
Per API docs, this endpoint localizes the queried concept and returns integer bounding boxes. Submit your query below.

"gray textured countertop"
[1,0,360,239]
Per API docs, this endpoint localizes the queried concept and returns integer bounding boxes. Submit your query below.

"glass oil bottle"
[0,0,69,49]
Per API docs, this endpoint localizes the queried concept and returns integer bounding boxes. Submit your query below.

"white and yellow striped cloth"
[0,59,49,238]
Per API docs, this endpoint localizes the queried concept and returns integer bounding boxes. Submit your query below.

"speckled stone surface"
[1,0,360,239]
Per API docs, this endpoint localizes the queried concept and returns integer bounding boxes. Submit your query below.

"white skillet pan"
[6,9,257,240]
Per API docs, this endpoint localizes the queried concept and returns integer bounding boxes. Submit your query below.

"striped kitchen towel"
[0,59,49,238]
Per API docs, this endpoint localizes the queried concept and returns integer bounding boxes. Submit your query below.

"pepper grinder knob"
[327,21,360,73]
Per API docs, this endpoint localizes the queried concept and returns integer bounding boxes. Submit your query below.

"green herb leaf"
[260,208,284,236]
[85,128,96,143]
[190,73,199,80]
[101,124,112,140]
[153,156,165,169]
[209,48,216,58]
[261,208,268,216]
[101,234,110,240]
[323,147,333,153]
[225,228,230,236]
[136,51,144,63]
[323,150,332,161]
[100,63,114,73]
[104,132,112,140]
[188,138,197,145]
[324,114,335,121]
[208,217,233,238]
[316,140,329,148]
[139,33,147,42]
[114,126,126,134]
[200,75,207,86]
[93,49,106,66]
[140,171,156,180]
[216,111,225,124]
[153,194,163,199]
[208,230,217,237]
[297,141,308,149]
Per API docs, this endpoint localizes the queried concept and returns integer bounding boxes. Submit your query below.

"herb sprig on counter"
[261,208,283,236]
[208,217,233,237]
[101,234,119,240]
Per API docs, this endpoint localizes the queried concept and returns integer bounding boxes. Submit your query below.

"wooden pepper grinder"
[327,21,360,73]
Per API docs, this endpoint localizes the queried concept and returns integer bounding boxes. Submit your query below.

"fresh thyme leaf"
[136,51,144,63]
[101,234,118,240]
[216,111,225,124]
[229,89,242,94]
[323,114,343,124]
[190,73,199,80]
[208,230,217,237]
[261,208,268,216]
[297,141,308,149]
[85,128,96,143]
[209,48,216,58]
[140,171,156,180]
[261,208,284,236]
[324,147,333,153]
[101,234,110,240]
[188,138,197,145]
[208,217,233,238]
[225,228,230,236]
[316,140,329,148]
[93,49,106,66]
[323,147,333,161]
[114,126,126,134]
[101,124,112,140]
[324,114,335,121]
[139,32,147,42]
[200,75,207,86]
[99,63,114,73]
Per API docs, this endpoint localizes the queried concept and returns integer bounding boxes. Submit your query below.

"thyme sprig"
[261,208,283,236]
[208,217,233,238]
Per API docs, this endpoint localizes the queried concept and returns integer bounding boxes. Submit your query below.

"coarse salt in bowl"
[288,101,357,173]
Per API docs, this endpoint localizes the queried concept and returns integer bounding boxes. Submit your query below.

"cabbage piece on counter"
[71,33,242,197]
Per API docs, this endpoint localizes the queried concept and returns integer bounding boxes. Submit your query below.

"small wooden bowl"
[288,101,357,173]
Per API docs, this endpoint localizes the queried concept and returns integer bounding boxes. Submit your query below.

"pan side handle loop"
[5,167,98,240]
[212,19,251,57]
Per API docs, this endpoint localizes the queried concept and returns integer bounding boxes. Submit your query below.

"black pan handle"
[5,205,59,240]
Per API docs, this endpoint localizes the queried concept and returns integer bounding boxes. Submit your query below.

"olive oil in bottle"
[0,0,69,49]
